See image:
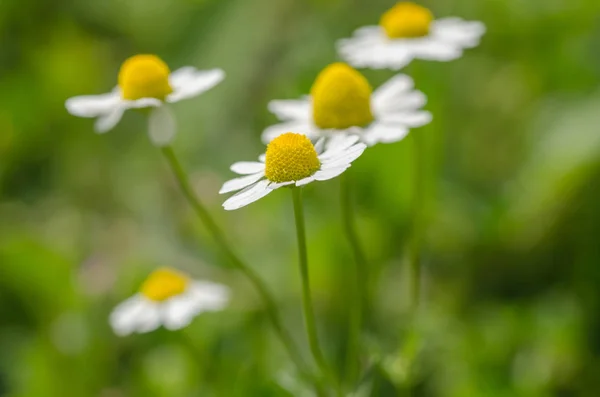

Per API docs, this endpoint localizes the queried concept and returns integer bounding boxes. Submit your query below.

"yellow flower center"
[310,63,374,130]
[380,2,433,39]
[118,54,173,101]
[140,268,189,301]
[265,133,321,183]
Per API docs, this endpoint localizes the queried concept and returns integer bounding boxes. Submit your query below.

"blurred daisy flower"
[110,268,229,336]
[263,62,431,146]
[337,2,485,70]
[220,133,366,210]
[65,54,224,146]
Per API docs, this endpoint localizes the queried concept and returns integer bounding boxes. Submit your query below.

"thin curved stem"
[291,187,340,395]
[160,146,314,385]
[340,172,367,385]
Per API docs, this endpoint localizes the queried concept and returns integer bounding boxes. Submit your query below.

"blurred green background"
[1,0,600,396]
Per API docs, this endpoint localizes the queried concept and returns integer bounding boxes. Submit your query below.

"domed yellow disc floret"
[118,54,173,101]
[140,268,189,301]
[380,2,433,39]
[311,63,374,130]
[265,133,321,183]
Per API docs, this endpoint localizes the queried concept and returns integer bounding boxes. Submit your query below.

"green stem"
[160,146,314,386]
[409,132,425,311]
[403,129,426,392]
[291,187,339,395]
[340,172,367,385]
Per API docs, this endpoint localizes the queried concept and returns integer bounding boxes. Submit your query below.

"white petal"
[314,137,326,154]
[432,18,486,48]
[372,74,415,106]
[268,181,294,189]
[162,295,196,330]
[313,166,349,181]
[109,295,161,336]
[378,110,432,127]
[65,91,120,117]
[109,294,147,336]
[320,134,362,160]
[268,98,311,121]
[338,31,415,70]
[261,121,317,144]
[219,172,265,194]
[187,281,230,312]
[148,106,176,147]
[223,179,273,210]
[321,143,366,169]
[135,303,162,334]
[409,37,464,61]
[167,68,225,103]
[295,176,315,186]
[259,154,266,162]
[362,122,410,146]
[230,161,265,175]
[122,97,162,109]
[374,90,428,116]
[94,107,125,133]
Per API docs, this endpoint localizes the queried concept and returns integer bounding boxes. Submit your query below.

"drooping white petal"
[167,68,225,103]
[109,294,161,336]
[187,281,230,312]
[230,161,265,175]
[65,91,121,117]
[94,107,125,134]
[109,294,148,336]
[148,105,176,147]
[268,98,312,121]
[223,179,273,210]
[378,110,433,127]
[362,122,410,146]
[219,172,265,194]
[262,120,317,144]
[432,18,486,48]
[134,302,162,334]
[162,295,196,330]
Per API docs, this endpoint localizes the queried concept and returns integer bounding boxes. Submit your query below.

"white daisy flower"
[65,54,224,146]
[337,2,486,70]
[220,132,366,210]
[110,267,229,336]
[262,62,431,147]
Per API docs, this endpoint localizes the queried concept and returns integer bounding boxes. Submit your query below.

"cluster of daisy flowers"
[65,1,484,377]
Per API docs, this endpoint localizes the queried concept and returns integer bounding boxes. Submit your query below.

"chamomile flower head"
[110,267,229,336]
[65,54,225,146]
[262,62,432,147]
[220,133,366,210]
[337,2,486,70]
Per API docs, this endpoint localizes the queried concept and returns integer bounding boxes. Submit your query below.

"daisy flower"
[262,62,431,146]
[65,54,224,146]
[337,2,486,70]
[220,132,366,210]
[110,267,229,336]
